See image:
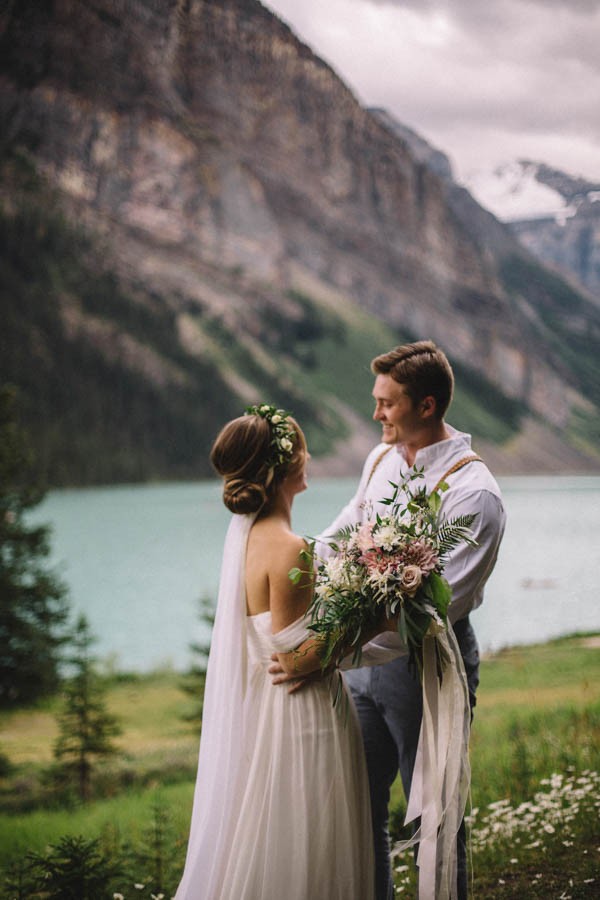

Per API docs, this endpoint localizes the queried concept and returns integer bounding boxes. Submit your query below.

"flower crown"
[245,403,296,469]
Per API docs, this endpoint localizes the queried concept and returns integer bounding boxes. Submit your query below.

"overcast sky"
[263,0,600,183]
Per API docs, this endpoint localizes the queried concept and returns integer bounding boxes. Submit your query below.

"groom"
[277,340,505,899]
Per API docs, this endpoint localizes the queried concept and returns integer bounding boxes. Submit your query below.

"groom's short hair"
[371,340,454,419]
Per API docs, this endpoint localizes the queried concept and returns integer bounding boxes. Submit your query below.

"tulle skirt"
[176,609,375,900]
[219,661,374,900]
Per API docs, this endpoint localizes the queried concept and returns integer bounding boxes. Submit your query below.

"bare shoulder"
[248,519,308,571]
[277,532,310,578]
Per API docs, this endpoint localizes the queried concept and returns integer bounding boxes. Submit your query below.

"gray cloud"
[363,0,600,15]
[265,0,600,179]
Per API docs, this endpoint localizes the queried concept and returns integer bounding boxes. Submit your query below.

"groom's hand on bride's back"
[268,654,316,693]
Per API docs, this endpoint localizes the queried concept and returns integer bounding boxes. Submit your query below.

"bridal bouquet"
[292,469,477,681]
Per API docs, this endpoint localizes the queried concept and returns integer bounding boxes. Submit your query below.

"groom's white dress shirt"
[321,425,506,666]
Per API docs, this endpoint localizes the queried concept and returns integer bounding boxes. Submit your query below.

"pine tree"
[53,615,122,802]
[0,385,70,707]
[128,799,180,897]
[27,835,122,899]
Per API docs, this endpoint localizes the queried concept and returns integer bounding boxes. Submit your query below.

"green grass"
[0,783,193,866]
[0,671,197,768]
[1,635,599,897]
[389,635,600,897]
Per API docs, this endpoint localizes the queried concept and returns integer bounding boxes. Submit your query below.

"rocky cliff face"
[0,0,599,480]
[511,198,600,304]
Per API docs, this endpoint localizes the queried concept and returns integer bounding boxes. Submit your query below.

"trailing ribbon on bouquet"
[393,622,471,900]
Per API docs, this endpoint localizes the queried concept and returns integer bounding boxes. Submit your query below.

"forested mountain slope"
[0,0,598,483]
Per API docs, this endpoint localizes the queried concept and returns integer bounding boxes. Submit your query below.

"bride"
[175,404,396,900]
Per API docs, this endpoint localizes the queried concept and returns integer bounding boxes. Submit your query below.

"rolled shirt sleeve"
[440,489,506,624]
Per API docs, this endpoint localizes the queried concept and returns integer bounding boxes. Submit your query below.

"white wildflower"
[372,523,400,550]
[345,564,364,592]
[315,581,333,600]
[367,568,392,591]
[324,556,346,588]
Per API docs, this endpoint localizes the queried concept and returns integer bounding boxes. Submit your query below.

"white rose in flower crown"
[260,404,271,413]
[400,564,422,595]
[271,414,282,424]
[372,522,400,551]
[280,438,293,452]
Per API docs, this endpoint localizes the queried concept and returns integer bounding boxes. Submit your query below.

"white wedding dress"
[175,515,375,900]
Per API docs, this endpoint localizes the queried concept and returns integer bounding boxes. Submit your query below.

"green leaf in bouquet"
[299,547,314,565]
[332,524,355,543]
[437,515,478,557]
[428,491,442,515]
[409,596,432,617]
[389,595,402,616]
[288,567,304,585]
[352,622,364,647]
[404,604,431,642]
[427,571,452,618]
[398,606,408,645]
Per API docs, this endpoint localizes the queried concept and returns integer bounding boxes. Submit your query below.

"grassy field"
[1,635,599,898]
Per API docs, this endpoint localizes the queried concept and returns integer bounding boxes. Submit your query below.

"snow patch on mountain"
[462,161,576,224]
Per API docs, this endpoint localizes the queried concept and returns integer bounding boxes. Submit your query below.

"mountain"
[464,160,600,302]
[0,0,599,484]
[367,109,454,182]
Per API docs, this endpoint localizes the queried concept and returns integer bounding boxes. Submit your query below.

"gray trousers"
[345,618,479,900]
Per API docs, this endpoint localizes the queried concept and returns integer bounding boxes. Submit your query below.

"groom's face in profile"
[372,374,424,446]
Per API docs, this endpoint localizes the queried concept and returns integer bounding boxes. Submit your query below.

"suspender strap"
[367,447,483,493]
[366,445,393,485]
[432,455,483,495]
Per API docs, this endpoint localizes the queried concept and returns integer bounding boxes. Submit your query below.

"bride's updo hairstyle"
[210,406,307,515]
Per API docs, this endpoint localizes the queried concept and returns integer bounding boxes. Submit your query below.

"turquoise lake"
[32,475,600,672]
